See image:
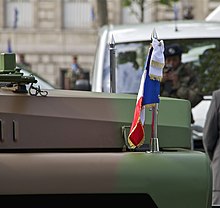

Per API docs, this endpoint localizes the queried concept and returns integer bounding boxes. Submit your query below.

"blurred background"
[0,0,218,89]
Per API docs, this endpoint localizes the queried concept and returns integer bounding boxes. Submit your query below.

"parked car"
[0,56,55,95]
[20,68,55,90]
[191,95,212,150]
[90,20,220,150]
[206,5,220,22]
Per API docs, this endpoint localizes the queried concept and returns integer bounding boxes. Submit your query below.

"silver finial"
[109,34,115,48]
[151,28,158,40]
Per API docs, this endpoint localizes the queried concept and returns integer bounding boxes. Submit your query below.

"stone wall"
[0,0,98,88]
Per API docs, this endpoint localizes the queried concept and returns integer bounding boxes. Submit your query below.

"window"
[102,41,150,93]
[5,0,33,28]
[102,38,220,95]
[63,0,94,29]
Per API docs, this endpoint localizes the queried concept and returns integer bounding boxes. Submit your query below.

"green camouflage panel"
[116,151,212,208]
[0,151,212,208]
[0,88,211,208]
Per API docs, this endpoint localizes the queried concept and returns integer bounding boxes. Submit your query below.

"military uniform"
[160,44,203,123]
[160,62,202,108]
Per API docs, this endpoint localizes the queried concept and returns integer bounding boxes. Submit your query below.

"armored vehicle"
[0,50,212,207]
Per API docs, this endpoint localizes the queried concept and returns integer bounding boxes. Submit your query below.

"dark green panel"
[116,151,212,208]
[0,53,16,72]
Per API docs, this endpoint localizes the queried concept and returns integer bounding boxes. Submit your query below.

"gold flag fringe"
[149,74,162,82]
[145,103,156,108]
[151,60,164,69]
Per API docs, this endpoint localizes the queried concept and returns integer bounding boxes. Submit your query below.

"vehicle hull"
[0,151,212,208]
[0,89,212,208]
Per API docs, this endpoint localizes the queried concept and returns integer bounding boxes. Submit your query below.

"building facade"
[0,0,218,88]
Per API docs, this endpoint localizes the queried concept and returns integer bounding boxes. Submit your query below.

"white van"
[206,5,220,21]
[92,20,220,93]
[91,20,220,150]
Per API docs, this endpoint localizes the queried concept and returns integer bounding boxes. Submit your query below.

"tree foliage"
[159,0,178,6]
[122,0,179,22]
[96,0,108,26]
[123,0,178,7]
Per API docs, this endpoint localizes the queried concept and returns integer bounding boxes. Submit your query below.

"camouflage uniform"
[161,62,202,107]
[160,62,203,123]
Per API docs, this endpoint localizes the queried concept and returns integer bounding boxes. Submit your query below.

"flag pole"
[150,103,159,152]
[128,28,164,150]
[150,29,160,153]
[109,35,116,93]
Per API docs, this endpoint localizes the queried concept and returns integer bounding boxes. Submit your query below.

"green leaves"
[122,0,179,8]
[122,0,132,7]
[160,0,179,6]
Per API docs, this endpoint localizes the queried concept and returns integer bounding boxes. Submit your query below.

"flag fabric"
[7,38,12,53]
[128,37,165,149]
[13,7,18,29]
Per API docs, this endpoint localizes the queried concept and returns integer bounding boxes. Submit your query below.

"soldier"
[64,55,85,90]
[160,44,203,123]
[17,53,31,72]
[71,55,83,76]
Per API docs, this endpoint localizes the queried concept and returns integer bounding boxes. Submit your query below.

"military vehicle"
[0,48,212,207]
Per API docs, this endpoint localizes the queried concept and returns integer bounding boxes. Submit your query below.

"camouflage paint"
[116,151,212,208]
